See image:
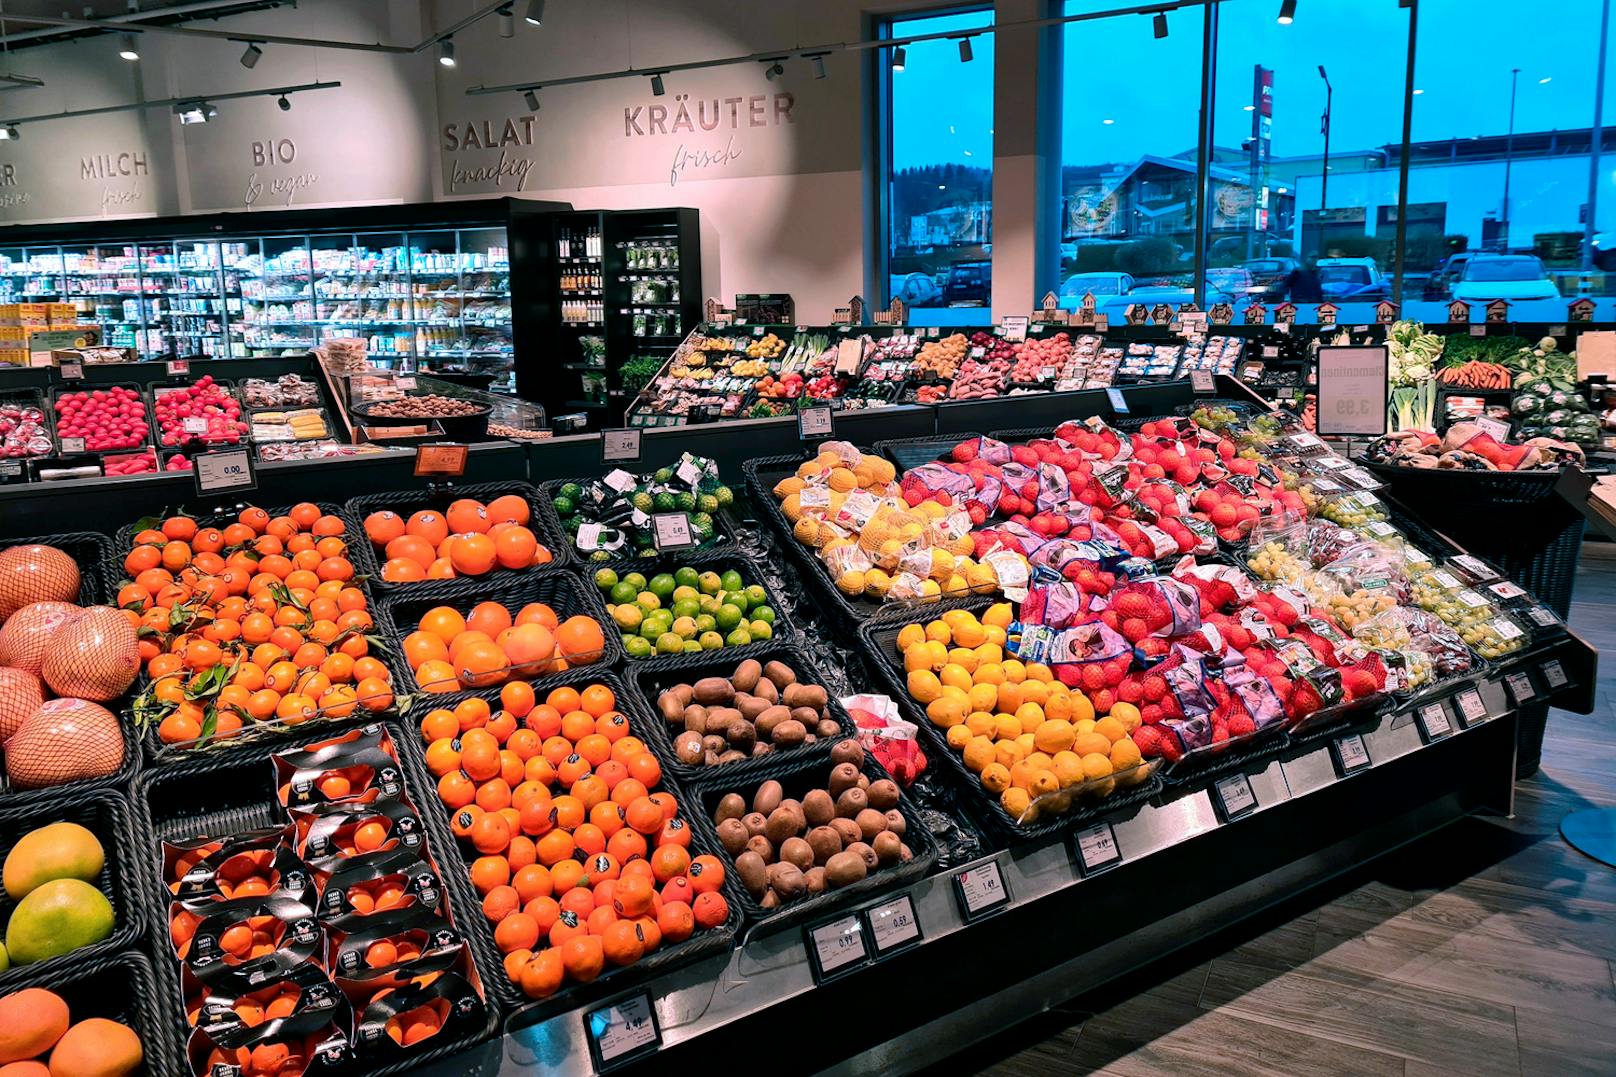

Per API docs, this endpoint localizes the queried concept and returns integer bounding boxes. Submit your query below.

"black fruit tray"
[0,530,116,606]
[6,949,181,1077]
[0,710,141,812]
[871,432,982,474]
[538,476,744,563]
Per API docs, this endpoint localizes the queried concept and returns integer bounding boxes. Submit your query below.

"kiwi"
[702,734,727,757]
[670,683,694,706]
[752,780,784,816]
[658,691,686,724]
[829,739,865,768]
[802,789,834,827]
[676,731,705,765]
[768,862,806,902]
[835,787,868,819]
[806,825,842,864]
[882,809,906,837]
[782,683,827,711]
[742,811,768,838]
[873,830,902,866]
[764,806,801,846]
[816,718,842,739]
[731,658,762,693]
[760,888,780,909]
[846,840,878,871]
[855,807,888,841]
[682,708,709,736]
[763,660,797,690]
[727,721,756,753]
[754,705,790,739]
[735,695,769,722]
[692,677,735,705]
[716,749,747,764]
[714,793,747,825]
[745,834,774,863]
[827,761,861,797]
[866,779,900,812]
[823,850,867,888]
[734,850,768,896]
[771,719,807,747]
[716,817,749,856]
[829,817,862,847]
[804,866,827,895]
[789,706,821,728]
[779,836,814,872]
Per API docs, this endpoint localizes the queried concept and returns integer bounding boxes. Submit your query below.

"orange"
[386,535,436,569]
[600,919,645,967]
[246,690,280,721]
[317,557,354,583]
[494,911,539,953]
[486,494,531,526]
[658,900,694,943]
[315,536,347,560]
[406,510,449,546]
[688,855,725,894]
[597,712,631,742]
[512,863,552,904]
[454,696,491,731]
[456,641,508,689]
[650,844,691,884]
[465,601,513,639]
[535,830,575,866]
[288,502,321,529]
[320,684,359,718]
[556,616,605,665]
[161,541,192,572]
[427,558,456,580]
[424,738,462,777]
[446,498,491,535]
[353,675,392,712]
[580,684,616,718]
[418,606,467,644]
[500,624,555,676]
[475,778,513,813]
[515,602,559,629]
[420,708,459,743]
[482,884,520,922]
[158,711,202,744]
[501,681,536,718]
[320,652,355,683]
[469,855,510,894]
[450,533,497,576]
[692,889,729,928]
[559,934,604,983]
[292,641,327,668]
[508,835,536,871]
[403,631,449,670]
[575,734,612,768]
[438,772,476,809]
[239,507,270,532]
[626,753,662,790]
[605,827,647,865]
[624,797,664,836]
[507,728,541,761]
[519,948,565,998]
[546,686,582,716]
[470,813,511,855]
[312,515,345,538]
[612,874,655,918]
[276,694,318,724]
[494,527,539,570]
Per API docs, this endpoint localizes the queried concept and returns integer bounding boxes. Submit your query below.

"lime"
[624,635,654,658]
[719,569,744,593]
[672,615,698,639]
[722,590,749,612]
[610,581,638,605]
[593,568,619,591]
[697,570,722,595]
[612,605,644,632]
[725,626,753,647]
[683,639,703,653]
[672,597,701,620]
[699,630,725,650]
[715,604,743,631]
[635,591,661,612]
[623,572,647,593]
[744,584,769,608]
[656,632,685,655]
[752,605,776,625]
[699,595,721,615]
[649,574,677,600]
[674,566,700,589]
[749,620,773,640]
[672,584,699,604]
[694,613,717,634]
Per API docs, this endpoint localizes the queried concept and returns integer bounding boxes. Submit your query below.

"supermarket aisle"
[964,549,1616,1077]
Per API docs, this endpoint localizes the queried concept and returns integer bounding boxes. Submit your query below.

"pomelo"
[0,603,78,677]
[6,700,124,790]
[40,608,137,702]
[0,667,44,740]
[4,823,105,900]
[0,546,79,622]
[4,879,113,965]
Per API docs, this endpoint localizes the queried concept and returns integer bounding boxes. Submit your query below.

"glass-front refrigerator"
[0,246,64,302]
[239,236,316,355]
[60,243,150,354]
[142,241,228,360]
[314,232,413,366]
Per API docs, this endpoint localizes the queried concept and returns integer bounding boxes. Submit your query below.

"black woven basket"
[537,477,745,563]
[1156,722,1293,787]
[135,724,507,1054]
[872,433,982,473]
[857,606,1163,846]
[1,530,116,606]
[342,481,573,593]
[109,500,347,569]
[684,748,938,936]
[625,642,856,786]
[373,571,621,707]
[390,667,745,1024]
[0,790,144,990]
[589,549,799,668]
[3,949,181,1077]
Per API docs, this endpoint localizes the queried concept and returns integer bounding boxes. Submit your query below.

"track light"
[891,45,906,72]
[240,42,262,68]
[650,72,665,96]
[763,59,784,80]
[175,101,216,125]
[118,33,139,61]
[958,37,973,62]
[277,95,290,111]
[498,6,514,37]
[524,0,544,26]
[1277,0,1296,24]
[810,53,826,79]
[439,39,456,67]
[0,126,18,141]
[523,88,539,111]
[1153,12,1168,37]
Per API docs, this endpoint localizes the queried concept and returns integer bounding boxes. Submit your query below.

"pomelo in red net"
[6,698,124,789]
[0,545,80,621]
[40,607,137,702]
[0,666,45,740]
[0,602,79,676]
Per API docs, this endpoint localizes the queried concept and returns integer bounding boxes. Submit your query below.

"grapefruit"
[0,668,44,740]
[6,700,124,790]
[0,988,68,1063]
[0,603,78,677]
[4,823,105,899]
[0,546,79,622]
[4,879,113,965]
[47,1017,141,1077]
[40,608,137,702]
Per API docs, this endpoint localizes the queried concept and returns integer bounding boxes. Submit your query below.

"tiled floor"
[962,549,1616,1077]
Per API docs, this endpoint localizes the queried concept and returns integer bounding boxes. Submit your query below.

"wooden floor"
[958,548,1616,1077]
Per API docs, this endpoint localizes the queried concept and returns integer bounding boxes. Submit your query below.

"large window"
[1057,3,1207,317]
[886,9,995,326]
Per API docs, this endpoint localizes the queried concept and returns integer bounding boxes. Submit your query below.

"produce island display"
[0,371,1596,1076]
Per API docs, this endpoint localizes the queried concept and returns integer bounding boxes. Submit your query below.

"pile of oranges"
[363,495,554,584]
[402,599,607,694]
[419,680,731,998]
[116,505,395,746]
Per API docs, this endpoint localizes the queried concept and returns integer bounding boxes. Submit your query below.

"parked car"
[889,272,943,308]
[1056,271,1135,312]
[1241,257,1300,300]
[1449,254,1561,302]
[1205,268,1255,303]
[1317,257,1391,300]
[1423,251,1475,300]
[943,261,991,305]
[1059,242,1078,267]
[1592,232,1616,270]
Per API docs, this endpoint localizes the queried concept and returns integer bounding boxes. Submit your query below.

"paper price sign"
[1106,388,1130,415]
[413,443,468,478]
[1213,773,1258,821]
[1316,345,1390,437]
[1332,733,1371,775]
[952,860,1011,921]
[651,512,697,552]
[1505,670,1536,704]
[1541,659,1568,690]
[1190,369,1216,393]
[1001,315,1029,343]
[395,376,418,390]
[1416,702,1453,742]
[805,915,869,983]
[584,992,660,1073]
[58,360,84,381]
[602,429,642,463]
[1072,821,1122,876]
[193,448,257,496]
[797,405,834,441]
[59,437,86,454]
[864,893,922,956]
[182,417,209,435]
[166,359,190,377]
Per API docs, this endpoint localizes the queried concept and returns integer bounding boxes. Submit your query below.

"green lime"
[656,632,685,655]
[674,566,700,588]
[722,590,749,612]
[635,591,661,611]
[715,604,742,631]
[697,570,722,595]
[612,605,643,632]
[744,584,768,608]
[683,639,703,653]
[649,574,676,600]
[719,569,744,593]
[672,597,701,619]
[699,630,725,650]
[672,584,699,604]
[749,620,773,640]
[752,605,776,625]
[694,613,717,634]
[609,581,638,605]
[672,616,698,639]
[725,626,752,647]
[593,568,619,591]
[623,572,647,593]
[699,595,721,615]
[624,635,654,658]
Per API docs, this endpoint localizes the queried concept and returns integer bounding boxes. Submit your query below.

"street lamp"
[1504,67,1520,250]
[1318,65,1332,211]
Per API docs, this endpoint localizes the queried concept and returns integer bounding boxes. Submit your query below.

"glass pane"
[239,236,315,355]
[219,241,255,357]
[1212,0,1410,321]
[410,230,463,376]
[1059,2,1205,317]
[887,8,995,326]
[61,244,147,353]
[148,240,226,359]
[314,232,414,364]
[457,226,514,393]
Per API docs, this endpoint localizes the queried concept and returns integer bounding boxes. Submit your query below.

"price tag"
[1262,346,1280,358]
[1213,772,1258,821]
[1001,315,1029,343]
[752,326,765,336]
[1451,555,1499,582]
[58,359,84,381]
[805,915,869,983]
[182,417,208,435]
[584,992,660,1073]
[1505,670,1536,704]
[1416,702,1453,742]
[599,430,643,463]
[1469,324,1487,337]
[1525,605,1559,628]
[1072,821,1122,876]
[1332,733,1372,775]
[166,358,190,377]
[863,893,922,956]
[1094,314,1110,332]
[1456,687,1488,725]
[951,860,1011,922]
[59,436,86,454]
[1488,581,1526,600]
[1541,659,1568,689]
[0,460,21,478]
[193,447,257,495]
[1493,617,1524,641]
[413,443,468,478]
[1549,324,1567,336]
[396,376,418,390]
[652,512,697,552]
[1190,369,1216,393]
[797,405,834,441]
[1106,388,1130,415]
[1473,416,1511,441]
[603,468,637,494]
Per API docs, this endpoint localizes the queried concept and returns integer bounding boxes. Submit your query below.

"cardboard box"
[27,327,102,367]
[47,303,82,326]
[0,347,29,367]
[0,326,28,342]
[0,303,49,325]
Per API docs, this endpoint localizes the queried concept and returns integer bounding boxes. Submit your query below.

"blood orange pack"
[274,725,405,808]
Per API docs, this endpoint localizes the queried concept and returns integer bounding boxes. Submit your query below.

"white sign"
[1106,388,1130,415]
[1073,821,1122,874]
[808,915,867,978]
[1001,315,1029,343]
[182,417,209,435]
[193,448,256,495]
[603,468,637,494]
[586,992,659,1068]
[1335,733,1371,772]
[58,360,83,381]
[1452,555,1499,581]
[1474,416,1512,441]
[953,861,1010,920]
[798,405,834,440]
[1417,702,1453,741]
[396,376,418,390]
[1215,772,1258,819]
[59,437,86,454]
[865,893,921,955]
[1506,670,1536,702]
[1316,345,1389,437]
[652,512,697,552]
[166,359,189,377]
[1542,660,1568,689]
[603,429,642,463]
[1190,369,1216,393]
[1456,688,1488,724]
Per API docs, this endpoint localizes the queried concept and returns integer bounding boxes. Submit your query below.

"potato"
[830,739,865,768]
[745,834,774,863]
[846,840,878,871]
[670,683,694,707]
[900,843,913,862]
[736,695,769,722]
[717,749,747,764]
[829,817,862,847]
[715,792,747,825]
[763,660,797,690]
[732,658,762,693]
[873,830,902,866]
[806,825,842,864]
[804,866,827,895]
[760,889,779,909]
[658,691,686,724]
[716,817,749,856]
[855,808,888,841]
[779,836,814,872]
[817,718,843,739]
[764,806,802,846]
[742,811,768,838]
[682,708,709,736]
[802,789,834,827]
[782,683,827,711]
[752,780,784,816]
[835,787,868,819]
[823,850,868,888]
[702,734,727,756]
[771,719,807,747]
[752,741,772,757]
[734,850,768,897]
[789,706,820,728]
[755,705,790,739]
[883,809,906,837]
[676,731,705,765]
[866,779,900,812]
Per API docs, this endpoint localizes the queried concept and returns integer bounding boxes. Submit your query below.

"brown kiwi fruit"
[835,787,869,818]
[801,789,834,826]
[716,817,749,856]
[827,762,861,797]
[752,780,784,816]
[823,850,867,888]
[733,850,768,896]
[731,659,762,693]
[829,739,865,768]
[846,840,879,871]
[854,807,888,841]
[866,779,900,811]
[806,825,842,864]
[714,793,747,824]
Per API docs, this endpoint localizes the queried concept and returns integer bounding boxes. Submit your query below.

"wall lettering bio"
[623,92,795,187]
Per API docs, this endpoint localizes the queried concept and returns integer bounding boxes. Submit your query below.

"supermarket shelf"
[562,399,610,409]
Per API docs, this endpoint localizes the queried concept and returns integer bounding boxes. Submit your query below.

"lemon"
[906,669,942,704]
